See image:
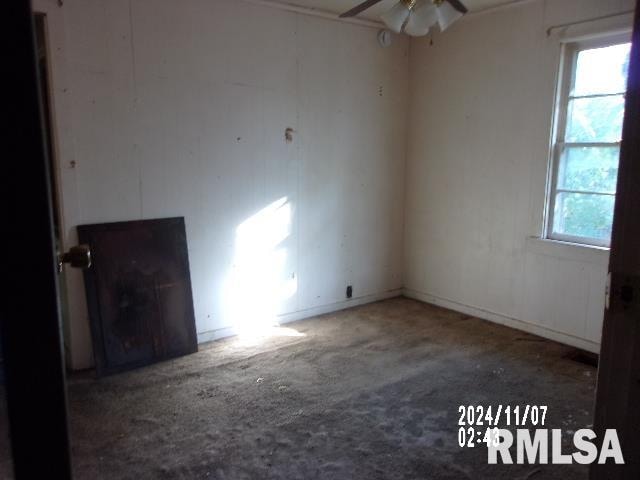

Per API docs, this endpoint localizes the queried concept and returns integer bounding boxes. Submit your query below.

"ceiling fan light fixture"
[380,0,412,33]
[340,0,467,37]
[436,0,464,31]
[404,0,438,37]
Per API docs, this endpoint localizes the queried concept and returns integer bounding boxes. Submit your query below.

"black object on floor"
[78,217,197,377]
[564,348,599,368]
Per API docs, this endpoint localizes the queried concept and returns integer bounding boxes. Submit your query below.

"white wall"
[39,0,634,369]
[404,0,634,352]
[37,0,408,370]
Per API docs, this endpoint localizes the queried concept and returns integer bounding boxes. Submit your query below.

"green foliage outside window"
[551,42,630,245]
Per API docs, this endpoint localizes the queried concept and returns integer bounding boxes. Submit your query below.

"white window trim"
[545,32,631,249]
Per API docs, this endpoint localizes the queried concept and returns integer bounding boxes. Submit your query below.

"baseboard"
[402,288,600,354]
[197,326,237,345]
[197,288,403,345]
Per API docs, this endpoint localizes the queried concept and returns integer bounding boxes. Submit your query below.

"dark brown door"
[2,1,72,478]
[591,2,640,478]
[78,218,198,376]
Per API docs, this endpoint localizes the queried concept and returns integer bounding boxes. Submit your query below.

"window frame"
[546,33,631,248]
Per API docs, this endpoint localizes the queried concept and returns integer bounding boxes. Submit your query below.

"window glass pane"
[558,146,620,193]
[573,43,631,96]
[553,192,615,242]
[565,95,625,143]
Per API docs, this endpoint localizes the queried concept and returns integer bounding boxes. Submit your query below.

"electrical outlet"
[346,285,353,299]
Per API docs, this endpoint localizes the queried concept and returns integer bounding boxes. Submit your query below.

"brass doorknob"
[59,244,91,271]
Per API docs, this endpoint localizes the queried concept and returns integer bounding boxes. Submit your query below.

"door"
[591,2,640,479]
[78,218,198,376]
[33,11,74,367]
[1,1,72,478]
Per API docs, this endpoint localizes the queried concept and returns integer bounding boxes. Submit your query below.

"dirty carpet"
[0,297,596,479]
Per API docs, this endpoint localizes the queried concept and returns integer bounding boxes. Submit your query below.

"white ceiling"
[282,0,521,21]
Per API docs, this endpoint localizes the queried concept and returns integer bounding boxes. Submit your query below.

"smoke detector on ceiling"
[377,29,393,47]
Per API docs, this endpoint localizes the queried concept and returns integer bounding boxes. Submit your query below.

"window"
[547,37,631,247]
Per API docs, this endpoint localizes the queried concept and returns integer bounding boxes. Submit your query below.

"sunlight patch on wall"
[223,197,298,340]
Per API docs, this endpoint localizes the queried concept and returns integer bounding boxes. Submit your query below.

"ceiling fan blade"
[339,0,386,18]
[445,0,469,14]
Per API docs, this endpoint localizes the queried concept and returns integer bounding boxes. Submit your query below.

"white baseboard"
[403,288,600,354]
[197,289,403,345]
[197,326,237,344]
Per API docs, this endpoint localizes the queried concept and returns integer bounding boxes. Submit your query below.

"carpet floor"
[0,297,597,479]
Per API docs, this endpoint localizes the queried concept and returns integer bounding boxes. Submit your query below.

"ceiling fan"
[340,0,469,36]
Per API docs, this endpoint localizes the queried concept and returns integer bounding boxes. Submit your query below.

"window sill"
[525,236,610,267]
